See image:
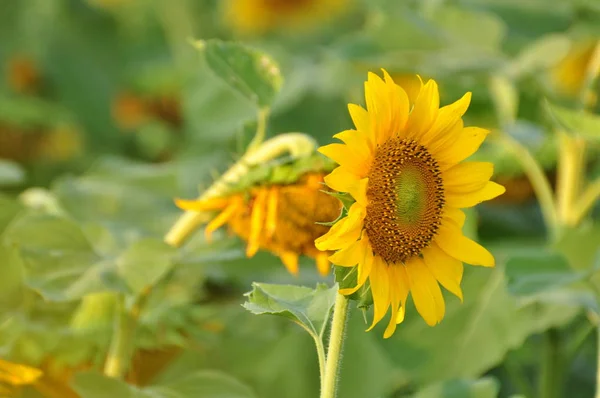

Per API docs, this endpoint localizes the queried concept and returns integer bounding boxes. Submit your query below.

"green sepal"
[334,266,373,310]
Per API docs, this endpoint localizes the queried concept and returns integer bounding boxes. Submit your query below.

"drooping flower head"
[176,167,342,276]
[316,70,505,337]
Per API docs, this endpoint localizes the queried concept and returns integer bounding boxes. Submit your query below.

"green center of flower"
[395,168,427,225]
[365,138,445,264]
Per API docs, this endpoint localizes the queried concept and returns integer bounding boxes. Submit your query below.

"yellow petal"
[422,243,464,301]
[265,187,278,238]
[318,143,370,178]
[443,207,466,228]
[394,74,423,107]
[436,127,490,170]
[339,241,373,295]
[348,103,370,134]
[280,251,299,275]
[444,162,495,193]
[316,252,330,276]
[175,197,230,211]
[0,359,43,386]
[366,256,391,331]
[314,203,365,251]
[365,72,394,146]
[404,257,446,326]
[246,188,268,257]
[333,129,372,161]
[445,181,506,208]
[405,79,439,139]
[383,264,410,338]
[435,223,495,267]
[328,236,366,267]
[422,92,471,147]
[324,168,369,206]
[381,69,410,133]
[205,198,243,242]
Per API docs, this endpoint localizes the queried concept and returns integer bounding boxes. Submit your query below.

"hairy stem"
[321,294,349,398]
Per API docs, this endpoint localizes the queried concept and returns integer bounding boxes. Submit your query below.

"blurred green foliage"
[0,0,599,397]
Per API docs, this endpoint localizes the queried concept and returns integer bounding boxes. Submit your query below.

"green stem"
[596,323,600,398]
[504,355,536,398]
[572,177,600,226]
[502,134,559,241]
[539,329,563,398]
[248,108,270,152]
[321,294,349,398]
[103,295,136,379]
[164,133,316,247]
[314,334,327,392]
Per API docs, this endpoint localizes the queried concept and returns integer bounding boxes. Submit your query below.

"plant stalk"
[502,134,559,241]
[103,295,135,379]
[321,293,349,398]
[556,132,586,228]
[539,328,563,398]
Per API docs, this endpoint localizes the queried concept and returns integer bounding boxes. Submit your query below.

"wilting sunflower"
[176,173,342,276]
[224,0,348,35]
[316,70,505,337]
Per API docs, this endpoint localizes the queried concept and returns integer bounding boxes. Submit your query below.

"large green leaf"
[73,370,257,398]
[0,244,25,314]
[147,370,257,398]
[412,377,500,398]
[505,250,593,296]
[195,39,283,108]
[3,213,108,301]
[373,268,533,384]
[116,238,177,295]
[243,283,337,339]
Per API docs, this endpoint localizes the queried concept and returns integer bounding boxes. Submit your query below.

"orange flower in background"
[6,55,41,94]
[224,0,348,35]
[316,70,504,337]
[112,92,182,131]
[176,173,342,276]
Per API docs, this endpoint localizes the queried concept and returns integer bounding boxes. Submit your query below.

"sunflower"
[552,40,600,99]
[176,173,342,276]
[224,0,347,35]
[315,70,505,337]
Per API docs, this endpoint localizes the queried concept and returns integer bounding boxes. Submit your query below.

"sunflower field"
[1,0,600,397]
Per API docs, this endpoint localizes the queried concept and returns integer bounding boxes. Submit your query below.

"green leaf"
[117,238,177,295]
[3,213,111,301]
[147,370,257,398]
[0,244,25,314]
[72,372,149,398]
[412,377,500,398]
[545,101,600,139]
[194,39,283,108]
[243,283,337,338]
[505,250,593,296]
[73,370,257,398]
[434,6,506,49]
[377,268,531,384]
[0,159,25,187]
[334,266,372,309]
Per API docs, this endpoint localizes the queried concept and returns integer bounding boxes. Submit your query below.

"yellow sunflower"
[551,40,600,99]
[224,0,348,35]
[315,70,505,338]
[176,173,342,276]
